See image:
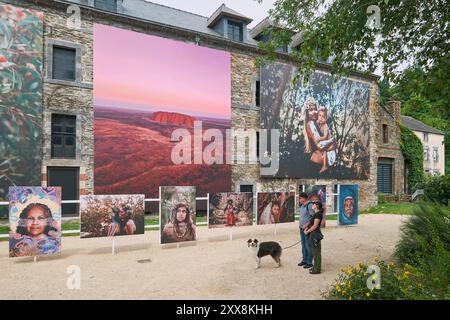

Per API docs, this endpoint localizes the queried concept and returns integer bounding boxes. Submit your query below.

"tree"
[259,0,449,83]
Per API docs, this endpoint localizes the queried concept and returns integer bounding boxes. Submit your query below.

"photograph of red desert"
[93,24,231,198]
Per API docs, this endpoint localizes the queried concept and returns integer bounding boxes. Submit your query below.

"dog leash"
[282,241,300,250]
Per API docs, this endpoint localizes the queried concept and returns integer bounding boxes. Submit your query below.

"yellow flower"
[366,292,371,297]
[335,284,341,292]
[346,267,353,275]
[403,271,412,278]
[356,262,363,271]
[349,296,352,300]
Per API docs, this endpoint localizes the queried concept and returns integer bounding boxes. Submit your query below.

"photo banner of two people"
[260,62,371,179]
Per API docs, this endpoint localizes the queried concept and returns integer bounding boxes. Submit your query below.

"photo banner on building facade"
[0,4,44,210]
[93,24,231,198]
[260,62,371,179]
[9,187,61,258]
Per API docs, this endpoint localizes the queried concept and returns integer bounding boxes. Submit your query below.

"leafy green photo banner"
[0,4,44,202]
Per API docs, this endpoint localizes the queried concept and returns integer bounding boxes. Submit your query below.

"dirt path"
[0,214,407,300]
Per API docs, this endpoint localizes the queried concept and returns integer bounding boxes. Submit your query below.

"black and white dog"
[247,238,282,269]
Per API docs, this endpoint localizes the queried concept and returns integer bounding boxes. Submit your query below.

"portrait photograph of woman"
[338,185,359,225]
[8,187,61,258]
[160,186,196,244]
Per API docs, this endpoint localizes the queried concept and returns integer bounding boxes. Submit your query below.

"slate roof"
[64,0,257,44]
[401,116,444,135]
[207,3,253,27]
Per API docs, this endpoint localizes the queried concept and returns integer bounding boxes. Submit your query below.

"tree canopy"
[259,0,449,82]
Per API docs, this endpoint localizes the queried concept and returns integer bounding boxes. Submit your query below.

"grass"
[361,201,450,215]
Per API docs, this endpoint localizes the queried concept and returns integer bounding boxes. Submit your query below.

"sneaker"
[303,264,313,269]
[298,262,306,266]
[309,269,321,274]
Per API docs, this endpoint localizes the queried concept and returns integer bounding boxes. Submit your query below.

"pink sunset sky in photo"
[93,24,231,119]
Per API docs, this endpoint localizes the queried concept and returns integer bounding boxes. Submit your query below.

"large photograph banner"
[93,24,231,198]
[261,62,370,179]
[0,4,44,205]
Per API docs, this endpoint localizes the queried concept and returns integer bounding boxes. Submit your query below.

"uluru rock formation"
[151,111,195,127]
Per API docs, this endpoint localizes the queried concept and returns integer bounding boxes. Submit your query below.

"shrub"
[394,204,450,299]
[400,125,424,193]
[422,174,450,205]
[322,260,433,300]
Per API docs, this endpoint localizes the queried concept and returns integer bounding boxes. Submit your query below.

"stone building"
[1,0,406,214]
[401,116,445,176]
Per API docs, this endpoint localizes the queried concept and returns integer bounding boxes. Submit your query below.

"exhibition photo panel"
[80,194,145,238]
[338,185,359,225]
[9,187,61,258]
[160,186,196,244]
[257,192,295,225]
[208,192,254,228]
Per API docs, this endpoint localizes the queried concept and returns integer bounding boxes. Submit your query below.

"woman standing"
[224,199,236,226]
[304,201,324,274]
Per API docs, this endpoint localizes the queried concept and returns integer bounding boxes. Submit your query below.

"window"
[240,185,254,193]
[51,114,76,158]
[423,132,429,142]
[94,0,117,12]
[424,147,429,161]
[52,47,76,81]
[382,124,389,143]
[227,20,243,42]
[255,80,260,107]
[277,43,289,53]
[433,147,438,162]
[256,131,260,160]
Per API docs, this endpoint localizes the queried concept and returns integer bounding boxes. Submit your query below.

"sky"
[145,0,277,28]
[94,24,231,119]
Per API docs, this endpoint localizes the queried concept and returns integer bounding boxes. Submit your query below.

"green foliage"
[262,0,449,83]
[322,260,433,300]
[400,125,424,193]
[361,201,446,215]
[390,55,450,174]
[421,174,450,205]
[394,204,450,299]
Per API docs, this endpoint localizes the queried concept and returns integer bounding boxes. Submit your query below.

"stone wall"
[376,101,405,195]
[5,0,405,211]
[230,52,381,211]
